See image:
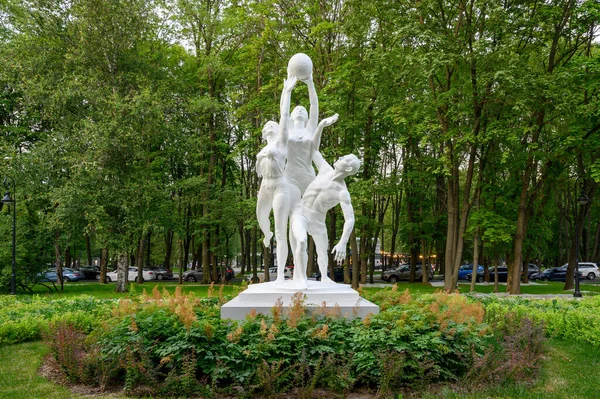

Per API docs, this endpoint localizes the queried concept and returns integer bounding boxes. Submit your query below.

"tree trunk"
[592,222,600,263]
[164,228,174,270]
[263,244,270,282]
[115,253,128,293]
[308,236,316,277]
[145,231,151,267]
[64,246,71,269]
[178,239,184,285]
[99,248,108,284]
[136,237,146,284]
[54,231,63,291]
[85,234,92,266]
[251,226,258,282]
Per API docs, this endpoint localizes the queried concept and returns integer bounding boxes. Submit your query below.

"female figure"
[283,75,338,283]
[256,76,300,284]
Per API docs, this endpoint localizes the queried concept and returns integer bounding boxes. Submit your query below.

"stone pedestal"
[221,280,379,320]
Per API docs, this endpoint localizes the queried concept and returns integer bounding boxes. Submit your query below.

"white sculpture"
[255,52,355,287]
[224,54,377,320]
[289,152,360,288]
[256,76,300,284]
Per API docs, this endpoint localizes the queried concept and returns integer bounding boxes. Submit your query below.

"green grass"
[18,279,600,300]
[0,341,122,399]
[2,339,598,398]
[422,339,600,399]
[457,281,600,295]
[19,281,241,300]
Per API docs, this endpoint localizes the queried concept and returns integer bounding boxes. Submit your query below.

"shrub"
[44,321,89,383]
[0,295,113,345]
[46,290,494,397]
[465,313,546,389]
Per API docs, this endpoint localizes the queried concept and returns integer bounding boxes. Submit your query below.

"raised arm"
[331,191,355,262]
[311,150,332,174]
[279,76,298,145]
[311,113,338,152]
[305,76,319,132]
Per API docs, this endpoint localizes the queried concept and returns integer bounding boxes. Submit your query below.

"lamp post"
[574,183,590,299]
[2,177,16,295]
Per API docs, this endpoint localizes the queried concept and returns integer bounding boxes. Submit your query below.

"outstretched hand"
[283,76,298,92]
[319,113,339,128]
[331,242,346,263]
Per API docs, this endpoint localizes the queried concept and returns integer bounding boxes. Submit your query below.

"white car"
[561,262,599,280]
[101,267,158,282]
[245,267,293,283]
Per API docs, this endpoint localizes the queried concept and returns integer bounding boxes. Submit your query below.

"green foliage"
[41,289,496,397]
[0,295,113,345]
[481,296,600,348]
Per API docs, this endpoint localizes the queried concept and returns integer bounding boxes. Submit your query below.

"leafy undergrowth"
[479,295,600,348]
[39,286,546,398]
[0,295,114,345]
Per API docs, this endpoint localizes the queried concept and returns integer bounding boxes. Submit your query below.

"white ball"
[287,53,313,80]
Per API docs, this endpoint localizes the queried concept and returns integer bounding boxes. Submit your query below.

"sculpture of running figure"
[290,152,361,288]
[256,76,299,284]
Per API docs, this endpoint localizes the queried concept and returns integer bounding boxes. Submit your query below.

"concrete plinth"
[220,280,379,320]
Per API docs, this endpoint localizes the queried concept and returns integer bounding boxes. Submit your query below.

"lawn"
[17,279,600,300]
[0,341,125,399]
[423,339,600,399]
[21,281,241,299]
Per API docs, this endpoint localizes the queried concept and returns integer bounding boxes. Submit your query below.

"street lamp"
[574,186,590,298]
[2,177,16,295]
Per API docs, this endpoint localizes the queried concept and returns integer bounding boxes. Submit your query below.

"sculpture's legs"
[272,193,290,284]
[313,231,334,284]
[287,186,301,280]
[290,215,308,285]
[256,189,273,247]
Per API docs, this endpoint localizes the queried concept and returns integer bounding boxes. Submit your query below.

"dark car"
[147,266,173,280]
[381,263,433,283]
[522,264,541,279]
[468,265,536,283]
[531,266,583,282]
[458,264,484,280]
[311,267,345,282]
[79,265,100,279]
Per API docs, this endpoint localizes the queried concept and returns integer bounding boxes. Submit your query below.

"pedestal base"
[220,280,379,320]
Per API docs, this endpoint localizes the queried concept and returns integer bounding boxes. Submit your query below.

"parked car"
[183,269,204,282]
[559,262,599,280]
[381,263,433,283]
[146,266,173,280]
[522,263,541,279]
[311,267,345,282]
[37,268,85,282]
[458,264,484,280]
[467,266,511,282]
[245,267,293,283]
[530,266,583,282]
[61,268,86,282]
[79,265,100,279]
[101,267,157,282]
[37,270,58,282]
